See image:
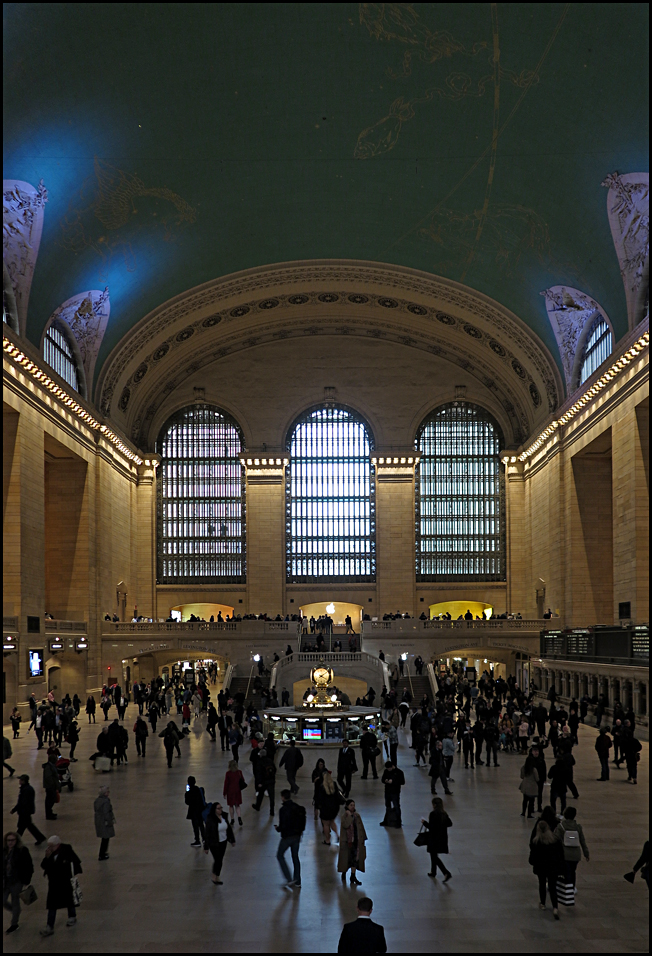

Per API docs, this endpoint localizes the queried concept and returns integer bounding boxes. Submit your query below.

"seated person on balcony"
[275,614,283,621]
[333,640,342,651]
[363,613,371,621]
[45,612,54,620]
[419,612,428,620]
[543,608,552,619]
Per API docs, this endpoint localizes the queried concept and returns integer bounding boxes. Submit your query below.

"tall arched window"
[416,403,505,581]
[579,318,612,384]
[43,321,80,392]
[286,406,375,583]
[157,405,245,583]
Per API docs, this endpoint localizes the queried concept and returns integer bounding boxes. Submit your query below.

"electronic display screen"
[29,650,43,677]
[303,727,322,740]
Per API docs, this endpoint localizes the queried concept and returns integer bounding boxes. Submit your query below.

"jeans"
[430,765,449,794]
[521,794,535,816]
[564,860,578,886]
[550,789,567,815]
[136,737,146,756]
[277,835,301,884]
[286,771,298,793]
[3,882,22,926]
[47,904,76,927]
[209,840,227,877]
[191,815,206,844]
[384,791,402,825]
[361,751,378,778]
[599,755,610,779]
[17,815,46,843]
[254,783,275,814]
[428,851,451,878]
[538,874,558,907]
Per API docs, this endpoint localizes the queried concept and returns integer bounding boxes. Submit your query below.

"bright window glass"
[580,318,612,384]
[287,407,375,582]
[43,323,79,391]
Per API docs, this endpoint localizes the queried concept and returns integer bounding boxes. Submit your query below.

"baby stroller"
[56,756,74,792]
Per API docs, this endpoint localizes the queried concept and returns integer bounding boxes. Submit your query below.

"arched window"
[579,318,612,384]
[416,403,505,581]
[156,405,245,583]
[286,406,375,583]
[43,321,80,392]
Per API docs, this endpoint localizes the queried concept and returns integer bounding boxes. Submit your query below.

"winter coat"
[337,810,367,873]
[519,766,540,797]
[204,813,235,849]
[13,783,37,818]
[3,737,12,760]
[223,769,245,807]
[94,794,116,838]
[423,809,453,854]
[185,784,206,819]
[529,837,564,877]
[548,762,568,793]
[319,785,342,822]
[42,760,60,791]
[41,844,82,910]
[280,747,304,773]
[554,819,589,863]
[3,845,34,887]
[337,747,358,776]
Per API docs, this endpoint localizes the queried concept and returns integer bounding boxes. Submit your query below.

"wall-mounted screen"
[29,649,43,677]
[303,727,322,740]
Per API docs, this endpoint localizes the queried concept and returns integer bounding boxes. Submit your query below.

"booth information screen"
[303,727,322,740]
[29,650,43,677]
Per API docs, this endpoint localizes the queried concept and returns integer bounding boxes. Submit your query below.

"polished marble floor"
[3,711,649,953]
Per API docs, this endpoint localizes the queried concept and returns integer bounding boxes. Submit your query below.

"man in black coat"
[360,728,379,780]
[11,773,46,844]
[185,775,206,846]
[279,738,303,794]
[337,741,358,797]
[380,760,405,827]
[338,897,387,954]
[40,836,82,935]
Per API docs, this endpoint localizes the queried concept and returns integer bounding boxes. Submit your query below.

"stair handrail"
[426,662,439,701]
[245,664,254,700]
[223,662,235,692]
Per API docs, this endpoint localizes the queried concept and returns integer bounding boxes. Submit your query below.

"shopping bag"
[94,755,111,772]
[70,863,83,906]
[19,884,37,905]
[556,877,575,906]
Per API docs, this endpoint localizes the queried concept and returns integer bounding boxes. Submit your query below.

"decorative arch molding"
[95,260,564,446]
[41,288,110,389]
[2,178,48,336]
[540,286,612,389]
[601,172,649,330]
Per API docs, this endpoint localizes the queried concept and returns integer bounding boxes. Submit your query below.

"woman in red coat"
[223,759,245,826]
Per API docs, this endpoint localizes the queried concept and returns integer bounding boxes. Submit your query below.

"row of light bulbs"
[372,456,419,465]
[3,336,144,466]
[509,330,649,464]
[240,457,289,467]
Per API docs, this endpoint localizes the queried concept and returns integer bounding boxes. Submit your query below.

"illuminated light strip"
[514,330,649,463]
[4,336,143,465]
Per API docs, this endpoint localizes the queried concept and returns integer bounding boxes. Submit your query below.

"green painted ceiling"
[3,2,649,383]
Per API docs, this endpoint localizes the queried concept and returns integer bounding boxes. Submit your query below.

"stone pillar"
[612,404,649,623]
[245,462,285,615]
[376,462,416,616]
[135,462,157,620]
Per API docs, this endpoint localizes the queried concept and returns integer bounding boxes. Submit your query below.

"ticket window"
[346,718,361,741]
[281,717,300,741]
[269,716,284,739]
[302,719,323,741]
[325,718,344,741]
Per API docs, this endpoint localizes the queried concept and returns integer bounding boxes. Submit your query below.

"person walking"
[554,806,589,889]
[202,801,235,885]
[462,721,475,769]
[623,733,642,784]
[548,756,568,816]
[10,708,22,739]
[594,727,612,780]
[39,836,82,936]
[94,785,115,860]
[337,897,387,954]
[67,720,79,761]
[10,774,46,845]
[185,776,207,846]
[3,832,34,935]
[318,772,342,845]
[42,755,60,820]
[279,738,304,795]
[337,741,358,798]
[386,722,399,767]
[275,789,305,888]
[133,715,149,756]
[530,745,547,813]
[252,748,276,815]
[223,760,245,827]
[312,757,327,820]
[429,740,453,796]
[519,755,539,818]
[85,695,96,724]
[421,796,453,881]
[206,703,218,741]
[338,798,366,885]
[380,760,405,828]
[159,723,177,768]
[529,820,564,919]
[3,737,15,777]
[228,723,242,763]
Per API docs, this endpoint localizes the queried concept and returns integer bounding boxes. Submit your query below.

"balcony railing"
[44,619,88,634]
[362,618,542,635]
[3,616,19,632]
[103,620,301,637]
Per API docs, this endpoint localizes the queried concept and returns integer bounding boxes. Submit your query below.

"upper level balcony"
[361,617,543,637]
[45,619,88,635]
[102,619,301,641]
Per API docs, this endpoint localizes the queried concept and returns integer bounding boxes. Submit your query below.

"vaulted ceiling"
[3,2,649,389]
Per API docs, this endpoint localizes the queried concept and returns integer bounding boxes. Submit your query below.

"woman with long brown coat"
[337,798,367,886]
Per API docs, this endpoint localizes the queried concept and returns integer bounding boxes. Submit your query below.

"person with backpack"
[133,715,149,756]
[554,806,589,889]
[252,749,276,815]
[279,738,304,795]
[338,798,367,885]
[275,789,305,888]
[202,801,235,884]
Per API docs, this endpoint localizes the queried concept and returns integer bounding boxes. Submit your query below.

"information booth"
[261,706,383,746]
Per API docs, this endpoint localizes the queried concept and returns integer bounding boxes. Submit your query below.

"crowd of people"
[2,660,648,945]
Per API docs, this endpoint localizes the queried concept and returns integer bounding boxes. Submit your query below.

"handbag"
[70,862,83,907]
[371,746,381,758]
[623,871,636,884]
[414,824,429,848]
[54,790,61,804]
[238,776,248,790]
[19,884,37,905]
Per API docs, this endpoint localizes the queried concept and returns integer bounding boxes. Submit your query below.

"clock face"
[313,667,330,684]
